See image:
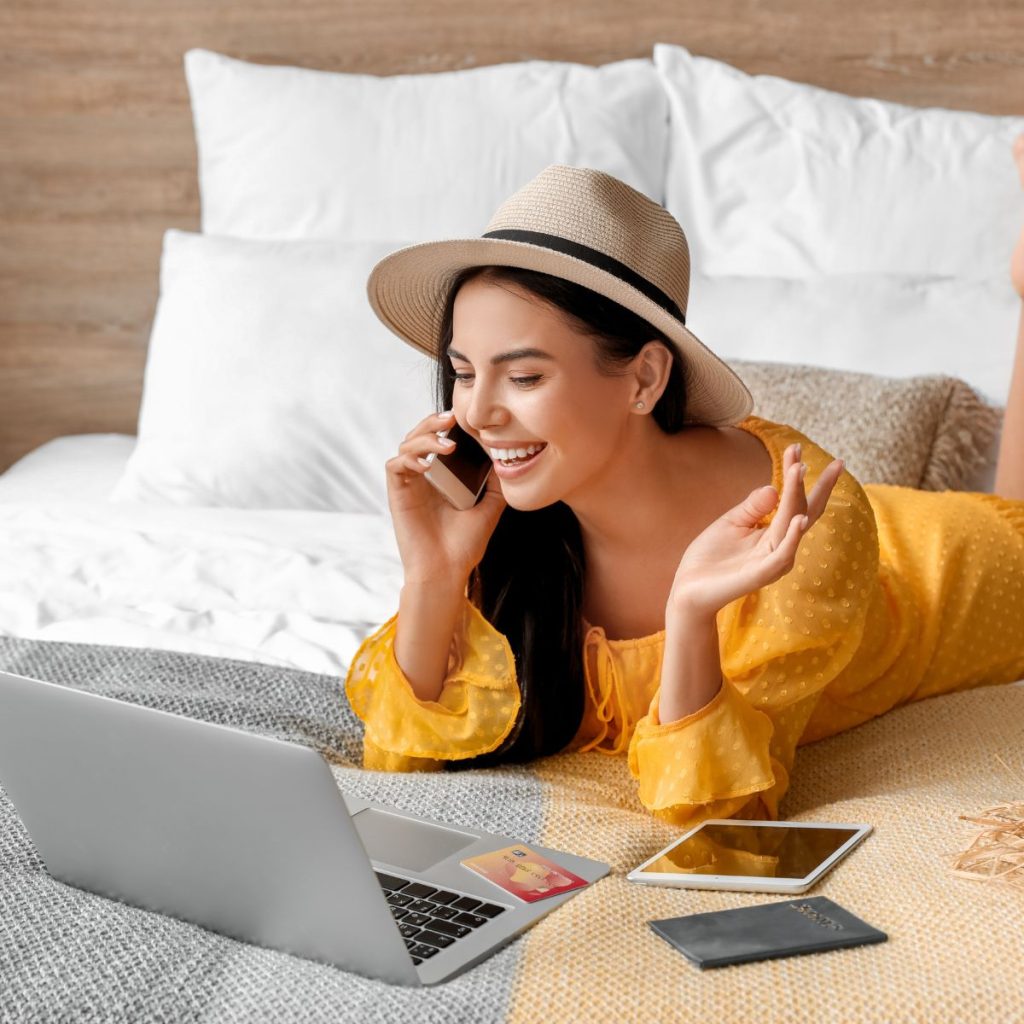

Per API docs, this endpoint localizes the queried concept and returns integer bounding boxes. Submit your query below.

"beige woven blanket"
[507,679,1024,1023]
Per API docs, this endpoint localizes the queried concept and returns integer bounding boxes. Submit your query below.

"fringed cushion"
[729,359,1002,491]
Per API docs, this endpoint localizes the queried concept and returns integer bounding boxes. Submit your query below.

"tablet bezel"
[625,819,873,894]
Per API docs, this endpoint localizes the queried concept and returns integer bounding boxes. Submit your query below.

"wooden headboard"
[2,0,1022,472]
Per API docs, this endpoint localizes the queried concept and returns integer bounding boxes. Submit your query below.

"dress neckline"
[582,415,783,648]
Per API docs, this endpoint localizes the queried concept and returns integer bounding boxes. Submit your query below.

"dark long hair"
[437,266,689,768]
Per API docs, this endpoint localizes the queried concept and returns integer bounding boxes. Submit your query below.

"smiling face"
[447,275,660,512]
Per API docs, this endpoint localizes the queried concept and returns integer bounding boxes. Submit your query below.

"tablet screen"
[636,823,861,880]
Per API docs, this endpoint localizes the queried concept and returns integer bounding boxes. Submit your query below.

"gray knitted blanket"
[6,636,1023,1024]
[0,636,542,1024]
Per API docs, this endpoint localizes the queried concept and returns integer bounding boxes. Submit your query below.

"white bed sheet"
[0,433,407,676]
[0,491,404,677]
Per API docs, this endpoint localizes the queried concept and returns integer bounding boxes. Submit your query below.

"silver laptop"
[0,669,608,986]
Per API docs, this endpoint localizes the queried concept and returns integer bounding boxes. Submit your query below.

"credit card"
[461,844,589,902]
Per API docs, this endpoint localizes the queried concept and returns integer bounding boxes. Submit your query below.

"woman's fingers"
[771,508,808,568]
[806,458,846,522]
[389,411,460,481]
[742,510,808,595]
[398,412,458,460]
[402,409,456,444]
[731,482,781,528]
[765,443,808,549]
[764,447,847,552]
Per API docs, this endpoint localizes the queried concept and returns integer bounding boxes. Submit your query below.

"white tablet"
[627,820,872,894]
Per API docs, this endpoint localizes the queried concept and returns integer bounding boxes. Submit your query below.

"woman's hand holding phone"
[386,411,507,584]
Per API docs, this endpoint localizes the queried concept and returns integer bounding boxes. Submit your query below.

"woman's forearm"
[658,603,725,724]
[394,576,469,703]
[994,300,1024,502]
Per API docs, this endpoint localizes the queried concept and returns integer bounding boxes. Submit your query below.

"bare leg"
[994,134,1024,501]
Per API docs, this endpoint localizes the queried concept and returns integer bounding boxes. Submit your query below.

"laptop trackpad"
[351,807,477,872]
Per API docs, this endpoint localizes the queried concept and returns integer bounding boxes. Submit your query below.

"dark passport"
[649,896,887,969]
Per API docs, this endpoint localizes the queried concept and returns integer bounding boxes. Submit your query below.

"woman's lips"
[491,444,547,479]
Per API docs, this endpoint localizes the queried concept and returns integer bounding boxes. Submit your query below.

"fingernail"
[794,443,802,458]
[799,462,807,479]
[439,409,455,418]
[439,436,455,446]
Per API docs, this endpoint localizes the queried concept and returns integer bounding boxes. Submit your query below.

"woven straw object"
[952,756,1024,890]
[366,163,754,427]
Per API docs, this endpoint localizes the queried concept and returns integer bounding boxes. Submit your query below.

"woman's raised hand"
[386,411,507,585]
[667,442,845,621]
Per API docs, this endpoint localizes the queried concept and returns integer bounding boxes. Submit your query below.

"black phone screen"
[438,422,492,496]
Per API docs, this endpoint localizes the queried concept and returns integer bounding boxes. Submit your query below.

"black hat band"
[482,228,686,324]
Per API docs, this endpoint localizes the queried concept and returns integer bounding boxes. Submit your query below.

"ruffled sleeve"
[344,596,521,771]
[628,676,777,823]
[629,422,880,827]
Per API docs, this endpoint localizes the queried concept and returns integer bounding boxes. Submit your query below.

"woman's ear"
[631,340,674,406]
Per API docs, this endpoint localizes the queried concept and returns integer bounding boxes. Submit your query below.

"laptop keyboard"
[374,870,507,966]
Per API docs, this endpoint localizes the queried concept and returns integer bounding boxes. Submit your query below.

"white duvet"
[0,493,404,678]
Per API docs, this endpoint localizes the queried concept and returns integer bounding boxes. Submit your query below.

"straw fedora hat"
[366,164,753,426]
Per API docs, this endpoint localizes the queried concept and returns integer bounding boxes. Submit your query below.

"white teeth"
[489,443,545,460]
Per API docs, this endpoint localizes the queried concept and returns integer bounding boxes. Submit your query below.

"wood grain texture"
[2,0,1023,471]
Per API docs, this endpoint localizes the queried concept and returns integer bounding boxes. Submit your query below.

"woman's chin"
[498,486,555,513]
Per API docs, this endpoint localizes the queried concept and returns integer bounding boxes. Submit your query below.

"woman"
[346,150,1024,827]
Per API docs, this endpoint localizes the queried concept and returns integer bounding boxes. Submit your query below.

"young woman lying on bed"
[346,138,1024,827]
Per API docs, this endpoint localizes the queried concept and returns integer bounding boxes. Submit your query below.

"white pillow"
[654,43,1024,279]
[0,435,136,503]
[185,48,669,243]
[687,272,1019,407]
[111,231,435,514]
[686,271,1019,492]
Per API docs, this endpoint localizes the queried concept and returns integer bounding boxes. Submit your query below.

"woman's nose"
[463,379,507,434]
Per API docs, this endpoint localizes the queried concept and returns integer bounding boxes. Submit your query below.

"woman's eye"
[453,374,542,388]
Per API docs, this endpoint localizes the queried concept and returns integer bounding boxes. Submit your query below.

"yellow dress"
[345,416,1024,827]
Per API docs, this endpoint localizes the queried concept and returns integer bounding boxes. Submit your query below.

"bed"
[3,9,1024,1023]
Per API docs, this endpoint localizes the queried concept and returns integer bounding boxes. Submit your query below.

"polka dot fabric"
[345,596,521,766]
[344,416,1024,823]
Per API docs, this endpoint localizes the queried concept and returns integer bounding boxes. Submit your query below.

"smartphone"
[421,420,493,510]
